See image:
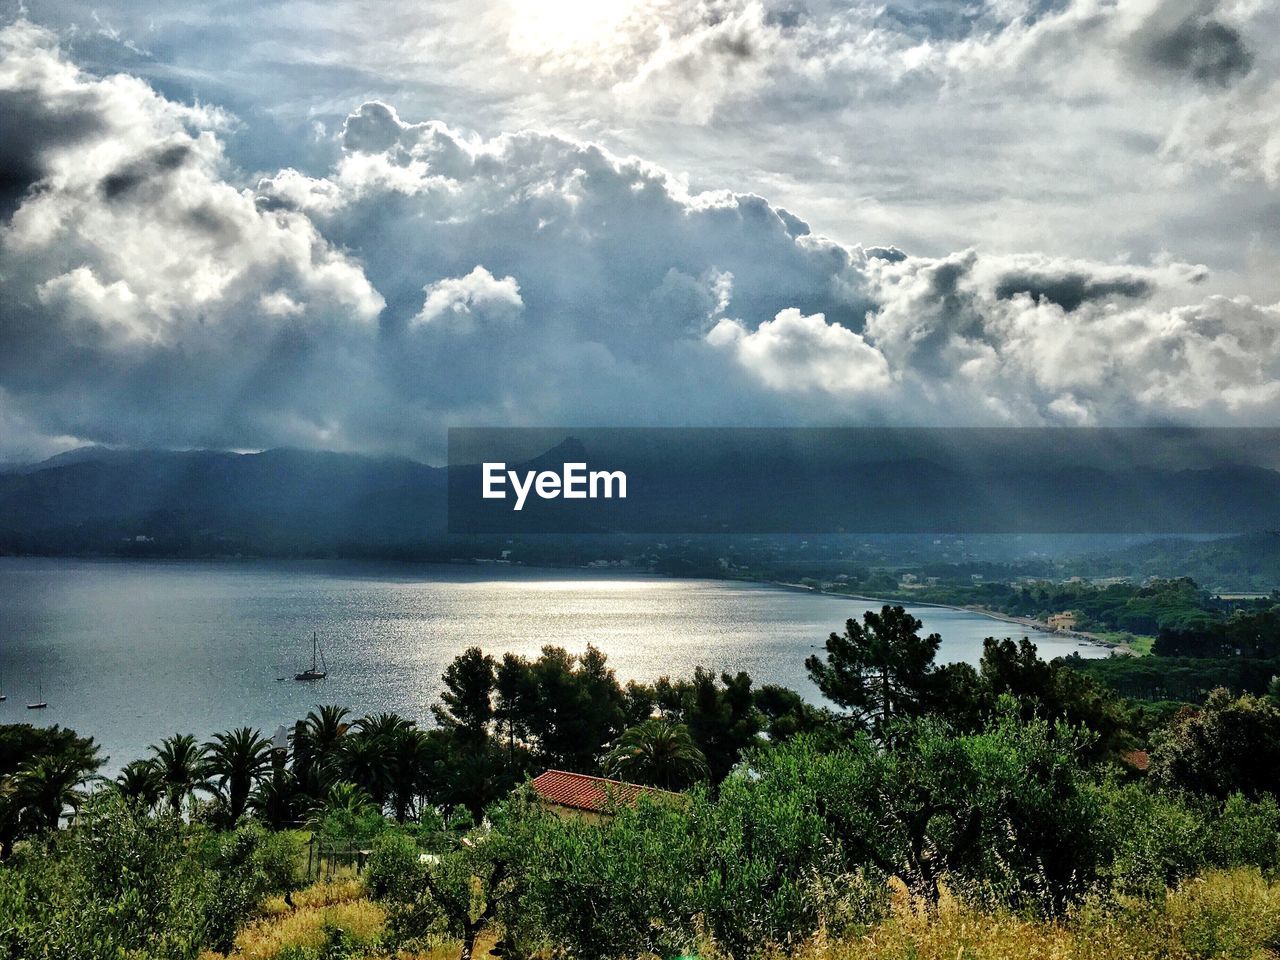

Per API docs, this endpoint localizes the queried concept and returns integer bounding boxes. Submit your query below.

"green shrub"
[1093,780,1206,898]
[365,829,424,904]
[1205,792,1280,875]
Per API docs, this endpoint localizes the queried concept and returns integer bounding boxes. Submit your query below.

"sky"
[1,0,1279,462]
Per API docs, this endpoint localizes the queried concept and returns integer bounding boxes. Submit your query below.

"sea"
[0,558,1107,770]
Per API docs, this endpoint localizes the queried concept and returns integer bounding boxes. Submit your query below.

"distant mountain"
[1077,531,1280,592]
[0,447,448,556]
[7,437,1280,561]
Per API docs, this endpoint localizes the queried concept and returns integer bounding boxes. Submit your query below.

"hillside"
[0,448,447,556]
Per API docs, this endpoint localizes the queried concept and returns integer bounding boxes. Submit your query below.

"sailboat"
[294,631,328,682]
[27,679,47,709]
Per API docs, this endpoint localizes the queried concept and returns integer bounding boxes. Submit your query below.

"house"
[1047,612,1078,631]
[529,769,679,822]
[1121,749,1150,772]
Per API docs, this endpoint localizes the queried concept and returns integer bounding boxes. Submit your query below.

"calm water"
[0,558,1105,769]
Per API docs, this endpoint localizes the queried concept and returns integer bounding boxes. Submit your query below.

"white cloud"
[708,309,891,394]
[3,19,1280,462]
[413,266,524,331]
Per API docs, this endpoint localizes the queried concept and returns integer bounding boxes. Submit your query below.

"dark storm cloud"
[1145,16,1252,86]
[99,142,193,200]
[0,86,105,220]
[865,246,907,264]
[1132,3,1254,87]
[994,271,1155,312]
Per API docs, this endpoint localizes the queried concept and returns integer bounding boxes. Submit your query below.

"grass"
[203,877,499,960]
[791,869,1280,960]
[206,878,385,960]
[205,869,1280,960]
[1089,630,1155,656]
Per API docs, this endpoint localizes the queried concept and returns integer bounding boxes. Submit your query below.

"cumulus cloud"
[3,20,1280,462]
[1161,73,1280,186]
[0,21,383,453]
[707,309,891,394]
[413,267,524,331]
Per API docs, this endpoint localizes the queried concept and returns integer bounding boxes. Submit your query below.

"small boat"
[294,631,328,682]
[27,680,47,710]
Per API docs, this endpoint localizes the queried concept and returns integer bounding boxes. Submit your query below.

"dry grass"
[260,877,367,918]
[203,877,499,960]
[207,869,1280,960]
[210,879,385,960]
[789,869,1280,960]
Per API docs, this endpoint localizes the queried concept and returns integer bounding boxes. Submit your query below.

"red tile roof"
[529,769,677,814]
[1122,749,1150,771]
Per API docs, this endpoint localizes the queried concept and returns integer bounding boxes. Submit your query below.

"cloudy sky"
[1,0,1279,461]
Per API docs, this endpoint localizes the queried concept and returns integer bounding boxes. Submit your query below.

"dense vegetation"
[5,606,1280,959]
[854,575,1280,705]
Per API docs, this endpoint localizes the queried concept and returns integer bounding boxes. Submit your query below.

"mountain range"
[0,447,447,556]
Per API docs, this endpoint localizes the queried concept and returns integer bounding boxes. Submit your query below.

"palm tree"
[150,733,211,815]
[207,727,274,825]
[355,712,414,740]
[387,728,439,823]
[250,770,301,829]
[603,719,709,790]
[115,759,165,810]
[294,705,351,778]
[322,780,375,818]
[337,732,393,809]
[12,753,95,830]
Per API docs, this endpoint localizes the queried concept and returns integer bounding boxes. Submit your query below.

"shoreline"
[768,580,1132,655]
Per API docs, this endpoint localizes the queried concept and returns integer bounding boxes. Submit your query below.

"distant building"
[1047,612,1078,631]
[1121,749,1150,772]
[529,769,679,823]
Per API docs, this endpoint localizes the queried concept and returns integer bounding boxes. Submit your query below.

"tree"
[433,648,497,743]
[356,712,415,741]
[250,770,301,829]
[494,652,538,761]
[687,669,762,781]
[347,714,437,823]
[805,605,942,734]
[12,753,96,831]
[753,684,830,743]
[385,728,441,824]
[296,705,351,762]
[747,713,1100,912]
[206,727,274,825]
[436,737,517,824]
[337,729,393,810]
[978,637,1125,756]
[523,645,628,771]
[0,723,102,857]
[1150,688,1280,798]
[416,810,532,960]
[0,724,101,780]
[321,780,376,819]
[115,759,165,811]
[292,705,351,802]
[150,733,211,815]
[603,719,709,789]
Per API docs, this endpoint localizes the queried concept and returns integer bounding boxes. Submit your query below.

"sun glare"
[507,0,641,66]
